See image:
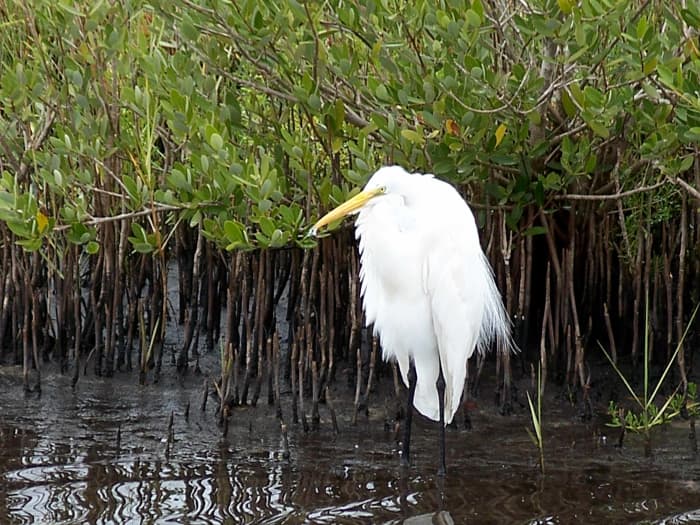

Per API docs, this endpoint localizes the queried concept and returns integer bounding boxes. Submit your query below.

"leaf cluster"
[0,0,699,253]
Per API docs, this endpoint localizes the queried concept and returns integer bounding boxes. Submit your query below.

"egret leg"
[436,364,447,477]
[401,361,417,468]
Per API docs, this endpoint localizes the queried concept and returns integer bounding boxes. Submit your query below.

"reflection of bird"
[311,166,512,475]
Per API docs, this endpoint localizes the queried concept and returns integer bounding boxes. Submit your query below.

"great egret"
[311,165,512,475]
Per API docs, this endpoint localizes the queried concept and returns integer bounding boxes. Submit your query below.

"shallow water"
[2,365,700,524]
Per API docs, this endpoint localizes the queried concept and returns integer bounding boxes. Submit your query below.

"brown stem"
[179,227,204,372]
[631,228,644,362]
[539,263,551,394]
[676,194,688,392]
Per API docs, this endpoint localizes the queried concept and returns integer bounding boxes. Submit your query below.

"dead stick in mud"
[251,253,267,406]
[205,242,216,351]
[0,256,7,360]
[281,422,290,459]
[347,249,360,373]
[267,335,274,406]
[138,299,147,384]
[165,411,174,459]
[22,259,32,392]
[92,248,106,376]
[631,228,643,363]
[318,245,329,400]
[304,248,320,425]
[264,252,276,406]
[179,227,204,372]
[690,417,697,454]
[115,220,129,370]
[500,215,513,412]
[222,406,230,438]
[363,336,378,413]
[201,377,209,412]
[240,254,253,403]
[225,252,238,378]
[290,330,299,424]
[644,224,654,362]
[299,351,309,433]
[392,362,401,400]
[103,225,116,377]
[30,275,42,393]
[265,335,274,406]
[325,385,340,434]
[311,360,320,430]
[273,332,282,420]
[539,264,551,395]
[663,228,673,362]
[676,194,688,393]
[517,231,530,361]
[327,239,339,390]
[603,302,617,365]
[71,251,81,388]
[352,345,362,425]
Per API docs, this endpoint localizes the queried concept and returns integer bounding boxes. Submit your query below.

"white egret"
[311,165,512,475]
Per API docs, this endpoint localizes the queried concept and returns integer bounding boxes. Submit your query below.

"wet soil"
[2,355,700,524]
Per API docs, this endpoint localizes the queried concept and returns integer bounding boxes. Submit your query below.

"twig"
[673,176,700,201]
[554,179,666,201]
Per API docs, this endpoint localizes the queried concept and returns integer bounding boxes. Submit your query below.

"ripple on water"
[4,373,700,524]
[651,508,700,525]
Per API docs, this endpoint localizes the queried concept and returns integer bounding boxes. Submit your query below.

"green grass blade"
[597,341,643,409]
[648,303,700,405]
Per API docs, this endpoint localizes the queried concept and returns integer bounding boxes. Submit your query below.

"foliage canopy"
[0,0,699,254]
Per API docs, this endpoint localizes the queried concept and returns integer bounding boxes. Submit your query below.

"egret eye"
[379,185,387,194]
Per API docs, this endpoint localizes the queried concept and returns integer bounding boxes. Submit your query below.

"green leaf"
[561,89,577,117]
[465,9,481,26]
[209,132,224,151]
[258,216,275,237]
[656,64,674,87]
[180,16,199,41]
[586,119,609,139]
[679,155,694,172]
[557,0,573,15]
[569,83,585,107]
[375,84,389,101]
[524,226,546,236]
[401,129,425,145]
[308,93,322,111]
[223,220,244,243]
[636,16,648,40]
[17,238,42,251]
[86,241,100,254]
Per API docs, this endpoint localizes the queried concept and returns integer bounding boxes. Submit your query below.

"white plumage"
[311,165,512,472]
[354,166,510,422]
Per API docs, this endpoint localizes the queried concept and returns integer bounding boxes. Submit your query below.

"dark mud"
[2,358,700,524]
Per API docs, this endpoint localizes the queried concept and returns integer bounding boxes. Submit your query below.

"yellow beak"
[310,188,383,236]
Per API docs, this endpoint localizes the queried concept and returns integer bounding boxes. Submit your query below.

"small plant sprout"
[601,301,699,454]
[526,362,544,474]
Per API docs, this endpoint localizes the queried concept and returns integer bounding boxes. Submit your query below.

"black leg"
[401,360,417,467]
[436,363,447,476]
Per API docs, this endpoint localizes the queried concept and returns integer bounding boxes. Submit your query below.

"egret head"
[310,166,412,235]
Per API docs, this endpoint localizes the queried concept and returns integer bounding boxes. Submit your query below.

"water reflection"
[3,370,700,523]
[1,432,417,524]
